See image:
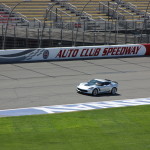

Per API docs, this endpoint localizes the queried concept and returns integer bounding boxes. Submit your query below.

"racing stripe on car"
[0,97,150,117]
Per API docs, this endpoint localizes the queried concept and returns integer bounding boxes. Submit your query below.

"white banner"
[0,44,147,63]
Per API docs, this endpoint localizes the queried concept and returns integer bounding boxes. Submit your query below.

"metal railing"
[0,3,30,27]
[56,8,73,22]
[33,17,42,28]
[0,19,150,50]
[108,2,138,20]
[49,9,62,22]
[98,2,124,20]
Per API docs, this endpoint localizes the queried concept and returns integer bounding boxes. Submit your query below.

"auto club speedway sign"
[0,44,150,63]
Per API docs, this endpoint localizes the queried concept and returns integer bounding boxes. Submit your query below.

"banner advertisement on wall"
[0,44,149,63]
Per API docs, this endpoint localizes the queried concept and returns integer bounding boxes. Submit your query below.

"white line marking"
[0,97,149,116]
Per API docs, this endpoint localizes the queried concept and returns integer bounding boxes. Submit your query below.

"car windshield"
[87,80,102,86]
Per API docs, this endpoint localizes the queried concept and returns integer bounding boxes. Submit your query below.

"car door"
[96,82,106,93]
[95,82,103,93]
[102,82,112,92]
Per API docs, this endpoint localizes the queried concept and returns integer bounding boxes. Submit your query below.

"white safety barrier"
[0,44,150,63]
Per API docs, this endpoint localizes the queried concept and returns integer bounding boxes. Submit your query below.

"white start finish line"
[0,97,150,117]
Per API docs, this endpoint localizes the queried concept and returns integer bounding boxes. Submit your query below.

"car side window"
[105,82,110,85]
[101,83,105,86]
[96,82,102,86]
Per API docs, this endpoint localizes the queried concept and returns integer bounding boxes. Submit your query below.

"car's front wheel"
[111,87,117,95]
[92,89,98,96]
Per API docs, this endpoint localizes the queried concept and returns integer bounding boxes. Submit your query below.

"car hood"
[77,82,95,89]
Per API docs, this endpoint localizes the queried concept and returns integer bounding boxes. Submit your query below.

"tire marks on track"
[49,62,90,75]
[12,64,55,78]
[83,60,125,73]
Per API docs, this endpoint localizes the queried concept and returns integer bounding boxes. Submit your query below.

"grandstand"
[0,0,150,49]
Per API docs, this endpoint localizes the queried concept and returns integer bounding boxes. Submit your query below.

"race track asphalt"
[0,56,150,110]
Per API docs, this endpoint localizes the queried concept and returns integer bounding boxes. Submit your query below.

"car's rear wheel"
[92,89,98,96]
[111,87,117,95]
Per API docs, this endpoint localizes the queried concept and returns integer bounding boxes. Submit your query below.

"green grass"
[0,105,150,150]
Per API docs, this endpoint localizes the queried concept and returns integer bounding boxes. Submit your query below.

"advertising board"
[0,44,149,63]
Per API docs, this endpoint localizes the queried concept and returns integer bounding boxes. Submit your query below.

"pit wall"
[0,44,150,63]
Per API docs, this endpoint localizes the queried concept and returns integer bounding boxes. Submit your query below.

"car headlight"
[88,87,94,90]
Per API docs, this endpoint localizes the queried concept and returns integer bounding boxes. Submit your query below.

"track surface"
[0,57,150,110]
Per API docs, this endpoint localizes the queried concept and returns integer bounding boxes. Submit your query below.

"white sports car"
[77,79,118,96]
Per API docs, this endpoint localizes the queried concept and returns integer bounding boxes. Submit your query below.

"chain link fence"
[0,19,150,49]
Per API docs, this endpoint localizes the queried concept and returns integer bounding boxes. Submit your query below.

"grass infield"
[0,105,150,150]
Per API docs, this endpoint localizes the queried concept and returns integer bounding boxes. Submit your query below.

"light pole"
[2,1,24,50]
[73,0,92,46]
[39,3,56,48]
